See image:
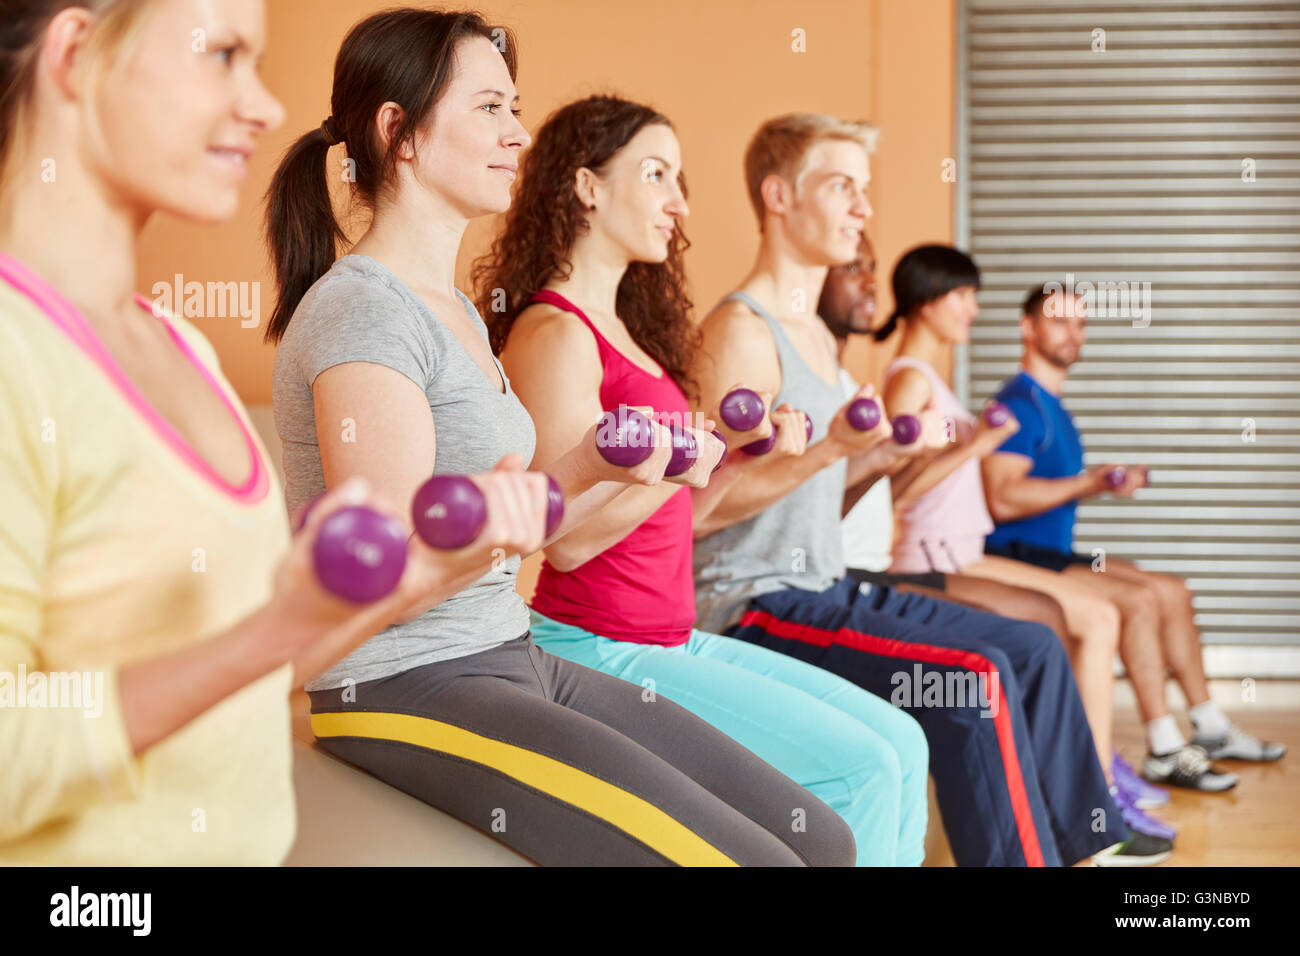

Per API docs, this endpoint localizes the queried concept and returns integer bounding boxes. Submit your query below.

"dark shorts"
[985,540,1092,573]
[847,567,947,592]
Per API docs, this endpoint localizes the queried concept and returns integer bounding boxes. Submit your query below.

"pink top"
[528,290,695,646]
[886,355,993,573]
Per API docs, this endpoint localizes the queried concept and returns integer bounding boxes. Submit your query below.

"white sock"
[1147,714,1186,756]
[1190,700,1230,737]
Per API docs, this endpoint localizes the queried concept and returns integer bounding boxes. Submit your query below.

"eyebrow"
[473,89,521,102]
[645,155,676,170]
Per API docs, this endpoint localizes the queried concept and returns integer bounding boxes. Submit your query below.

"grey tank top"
[692,291,849,634]
[272,254,536,689]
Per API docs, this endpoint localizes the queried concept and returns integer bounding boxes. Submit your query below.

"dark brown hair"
[471,94,700,400]
[263,8,517,343]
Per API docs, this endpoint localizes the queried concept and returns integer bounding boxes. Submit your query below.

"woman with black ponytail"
[265,8,853,866]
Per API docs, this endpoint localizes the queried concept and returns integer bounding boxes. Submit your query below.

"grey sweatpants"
[307,633,854,866]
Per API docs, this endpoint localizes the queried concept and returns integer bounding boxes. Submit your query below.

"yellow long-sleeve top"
[0,252,295,864]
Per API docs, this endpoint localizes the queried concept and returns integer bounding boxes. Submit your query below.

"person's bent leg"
[687,628,929,866]
[962,554,1120,766]
[935,573,1071,642]
[307,637,824,866]
[532,614,891,865]
[1063,564,1170,729]
[729,581,1076,866]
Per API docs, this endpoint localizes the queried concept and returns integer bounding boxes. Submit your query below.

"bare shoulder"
[506,302,598,357]
[700,297,767,339]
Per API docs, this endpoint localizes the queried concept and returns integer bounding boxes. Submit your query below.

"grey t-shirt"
[692,292,849,634]
[272,253,536,690]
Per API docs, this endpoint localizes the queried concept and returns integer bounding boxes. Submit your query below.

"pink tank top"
[528,290,694,646]
[886,356,994,573]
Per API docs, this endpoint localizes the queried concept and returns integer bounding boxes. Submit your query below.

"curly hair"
[471,94,700,401]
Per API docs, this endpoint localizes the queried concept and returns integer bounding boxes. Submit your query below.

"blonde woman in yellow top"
[0,0,549,864]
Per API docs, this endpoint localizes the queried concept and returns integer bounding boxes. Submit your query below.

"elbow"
[543,544,589,574]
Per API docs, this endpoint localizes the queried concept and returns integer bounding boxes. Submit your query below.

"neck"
[548,229,631,321]
[0,146,145,328]
[1022,350,1068,394]
[897,315,946,365]
[739,227,830,321]
[351,187,469,300]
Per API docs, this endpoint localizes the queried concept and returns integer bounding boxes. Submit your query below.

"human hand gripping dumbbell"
[274,464,551,683]
[1095,462,1150,497]
[970,400,1020,453]
[589,405,724,487]
[294,460,555,603]
[822,386,896,455]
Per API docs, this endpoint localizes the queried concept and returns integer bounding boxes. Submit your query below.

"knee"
[1083,597,1121,651]
[1157,574,1195,615]
[1119,586,1161,630]
[796,797,858,867]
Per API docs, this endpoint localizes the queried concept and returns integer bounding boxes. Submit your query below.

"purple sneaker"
[1112,751,1169,809]
[1110,784,1177,841]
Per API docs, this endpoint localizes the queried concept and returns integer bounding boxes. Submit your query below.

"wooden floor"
[924,678,1299,866]
[1110,678,1298,866]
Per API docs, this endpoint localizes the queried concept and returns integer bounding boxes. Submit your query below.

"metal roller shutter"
[956,0,1300,670]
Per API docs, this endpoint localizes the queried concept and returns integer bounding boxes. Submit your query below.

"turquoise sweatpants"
[529,611,929,866]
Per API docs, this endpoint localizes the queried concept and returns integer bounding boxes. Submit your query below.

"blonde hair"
[1,0,164,193]
[743,113,879,230]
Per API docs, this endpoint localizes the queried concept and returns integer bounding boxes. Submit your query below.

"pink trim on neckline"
[0,252,268,504]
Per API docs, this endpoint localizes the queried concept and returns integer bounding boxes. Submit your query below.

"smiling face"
[1026,291,1087,368]
[916,284,980,345]
[88,0,284,222]
[580,122,689,264]
[778,137,871,266]
[408,34,531,219]
[819,234,880,335]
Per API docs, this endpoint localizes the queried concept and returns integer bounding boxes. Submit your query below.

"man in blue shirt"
[982,287,1284,794]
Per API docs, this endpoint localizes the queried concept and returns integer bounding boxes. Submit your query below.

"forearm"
[690,454,761,529]
[543,482,678,571]
[117,606,296,755]
[842,469,890,517]
[694,440,842,536]
[892,442,984,511]
[988,473,1098,523]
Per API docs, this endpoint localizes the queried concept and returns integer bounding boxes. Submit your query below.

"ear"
[374,102,410,158]
[573,166,598,211]
[758,173,790,223]
[42,6,97,101]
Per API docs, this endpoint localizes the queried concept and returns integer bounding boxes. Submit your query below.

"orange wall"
[136,0,955,599]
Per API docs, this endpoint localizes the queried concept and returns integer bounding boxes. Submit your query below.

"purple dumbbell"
[312,505,408,603]
[412,474,489,550]
[711,430,728,472]
[294,494,324,534]
[545,474,564,537]
[740,425,779,456]
[1105,466,1127,490]
[804,413,814,442]
[891,414,922,446]
[718,388,766,432]
[664,424,699,477]
[595,407,657,468]
[984,402,1012,428]
[846,397,883,432]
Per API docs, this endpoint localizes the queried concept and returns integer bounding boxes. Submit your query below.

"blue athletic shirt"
[985,370,1085,553]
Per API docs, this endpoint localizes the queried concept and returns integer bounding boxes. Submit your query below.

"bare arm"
[501,306,722,572]
[981,453,1138,523]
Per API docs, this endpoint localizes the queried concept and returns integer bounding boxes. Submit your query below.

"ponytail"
[263,126,345,344]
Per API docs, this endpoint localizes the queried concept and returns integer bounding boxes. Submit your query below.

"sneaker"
[1092,832,1174,867]
[1142,744,1238,792]
[1193,724,1287,763]
[1110,784,1177,841]
[1112,751,1169,809]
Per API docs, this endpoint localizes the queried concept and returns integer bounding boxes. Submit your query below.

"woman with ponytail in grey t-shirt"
[264,8,853,866]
